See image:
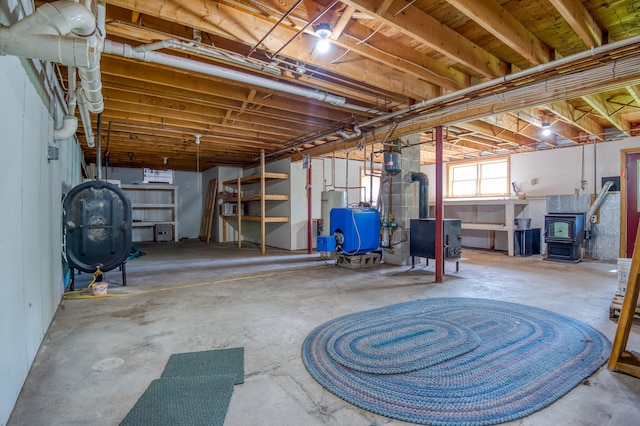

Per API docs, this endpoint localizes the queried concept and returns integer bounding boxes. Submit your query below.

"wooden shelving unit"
[121,184,179,242]
[222,150,289,253]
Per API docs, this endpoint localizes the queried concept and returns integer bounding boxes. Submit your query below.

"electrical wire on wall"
[390,224,408,246]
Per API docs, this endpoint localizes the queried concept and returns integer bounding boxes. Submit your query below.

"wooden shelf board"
[223,215,289,223]
[240,194,289,202]
[461,223,508,231]
[132,221,175,227]
[223,172,289,186]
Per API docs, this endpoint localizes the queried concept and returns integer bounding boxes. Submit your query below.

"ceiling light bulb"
[314,23,332,54]
[316,37,331,53]
[541,122,551,136]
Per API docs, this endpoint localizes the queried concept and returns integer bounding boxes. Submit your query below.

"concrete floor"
[8,240,640,426]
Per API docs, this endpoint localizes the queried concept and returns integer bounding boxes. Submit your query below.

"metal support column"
[435,126,444,283]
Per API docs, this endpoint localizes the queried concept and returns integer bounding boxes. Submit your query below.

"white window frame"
[447,157,510,198]
[361,167,382,207]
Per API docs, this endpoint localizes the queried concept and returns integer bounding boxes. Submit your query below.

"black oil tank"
[63,181,132,273]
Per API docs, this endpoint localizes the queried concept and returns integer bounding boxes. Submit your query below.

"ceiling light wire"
[357,23,384,45]
[247,0,304,58]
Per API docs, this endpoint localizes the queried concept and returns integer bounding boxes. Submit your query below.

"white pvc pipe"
[68,66,77,115]
[77,91,95,147]
[103,39,349,107]
[0,1,95,63]
[133,39,282,76]
[77,2,104,113]
[54,115,79,140]
[0,1,104,113]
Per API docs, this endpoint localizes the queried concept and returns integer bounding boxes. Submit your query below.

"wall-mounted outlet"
[590,215,598,224]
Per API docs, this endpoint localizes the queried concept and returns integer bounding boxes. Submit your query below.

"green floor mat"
[119,375,236,426]
[161,347,244,384]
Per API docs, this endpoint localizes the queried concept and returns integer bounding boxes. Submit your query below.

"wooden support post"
[608,219,640,377]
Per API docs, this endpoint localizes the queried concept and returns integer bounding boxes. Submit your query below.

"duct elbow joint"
[410,171,428,184]
[54,115,78,141]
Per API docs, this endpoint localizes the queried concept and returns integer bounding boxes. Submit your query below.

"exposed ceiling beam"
[339,0,508,78]
[375,0,395,16]
[454,120,531,148]
[627,85,640,107]
[222,89,256,128]
[445,0,552,65]
[104,0,435,101]
[548,0,603,48]
[482,113,544,142]
[582,93,632,136]
[246,1,470,91]
[517,108,583,145]
[100,62,350,126]
[330,5,356,40]
[545,101,605,140]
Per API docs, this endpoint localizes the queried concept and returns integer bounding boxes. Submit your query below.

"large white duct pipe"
[103,39,348,107]
[0,0,104,114]
[77,92,95,147]
[0,2,95,66]
[77,1,105,114]
[133,39,282,76]
[54,115,79,140]
[53,66,80,141]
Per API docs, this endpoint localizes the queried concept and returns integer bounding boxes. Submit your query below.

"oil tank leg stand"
[70,267,75,292]
[121,262,127,286]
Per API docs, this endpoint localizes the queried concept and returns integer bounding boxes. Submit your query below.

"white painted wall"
[0,52,81,424]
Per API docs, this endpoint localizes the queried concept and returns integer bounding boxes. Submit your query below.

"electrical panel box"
[154,224,173,242]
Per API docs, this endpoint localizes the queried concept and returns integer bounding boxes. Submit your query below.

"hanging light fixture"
[541,122,551,136]
[314,23,332,53]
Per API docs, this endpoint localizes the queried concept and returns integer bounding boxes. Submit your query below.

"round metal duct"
[63,181,132,273]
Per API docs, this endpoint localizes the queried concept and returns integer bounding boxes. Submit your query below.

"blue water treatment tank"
[330,207,381,254]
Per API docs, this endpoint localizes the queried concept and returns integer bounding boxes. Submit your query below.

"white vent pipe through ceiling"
[0,0,104,143]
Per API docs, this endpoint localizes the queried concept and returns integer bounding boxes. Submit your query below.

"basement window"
[361,168,382,207]
[447,157,509,198]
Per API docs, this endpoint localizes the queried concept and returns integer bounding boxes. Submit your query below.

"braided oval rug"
[301,297,611,426]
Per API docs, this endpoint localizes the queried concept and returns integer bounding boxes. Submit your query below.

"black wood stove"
[544,213,584,263]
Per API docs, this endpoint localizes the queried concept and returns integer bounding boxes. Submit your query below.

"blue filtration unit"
[330,207,380,254]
